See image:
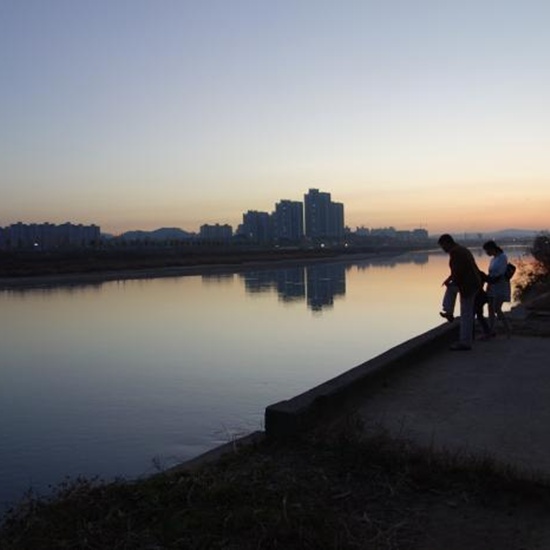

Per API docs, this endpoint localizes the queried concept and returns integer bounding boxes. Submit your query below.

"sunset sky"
[2,0,549,236]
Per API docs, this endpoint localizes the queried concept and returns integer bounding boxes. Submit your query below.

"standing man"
[438,234,482,350]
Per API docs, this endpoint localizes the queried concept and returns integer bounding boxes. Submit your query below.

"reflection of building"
[275,267,305,302]
[201,273,235,284]
[242,267,306,301]
[241,270,279,293]
[306,264,346,311]
[240,263,345,311]
[304,188,344,241]
[239,253,433,311]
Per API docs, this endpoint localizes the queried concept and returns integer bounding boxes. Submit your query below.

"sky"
[1,0,549,236]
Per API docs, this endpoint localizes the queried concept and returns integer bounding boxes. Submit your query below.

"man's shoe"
[439,311,454,323]
[449,342,472,351]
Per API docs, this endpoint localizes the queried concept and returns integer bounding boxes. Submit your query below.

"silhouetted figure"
[438,234,482,350]
[474,282,491,339]
[483,240,512,338]
[440,273,491,339]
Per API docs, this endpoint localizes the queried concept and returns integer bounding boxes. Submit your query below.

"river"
[0,247,527,508]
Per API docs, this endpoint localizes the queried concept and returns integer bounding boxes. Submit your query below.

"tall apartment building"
[2,222,100,249]
[328,201,345,239]
[240,210,272,243]
[272,200,304,243]
[303,188,345,240]
[199,223,233,241]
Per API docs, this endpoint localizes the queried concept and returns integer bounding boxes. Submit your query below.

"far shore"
[0,249,412,291]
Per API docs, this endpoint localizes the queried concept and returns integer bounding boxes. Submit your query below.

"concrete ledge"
[161,323,457,476]
[265,322,458,439]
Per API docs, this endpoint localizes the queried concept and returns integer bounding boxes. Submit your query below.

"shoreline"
[0,250,407,290]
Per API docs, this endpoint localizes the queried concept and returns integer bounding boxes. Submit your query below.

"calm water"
[0,248,525,508]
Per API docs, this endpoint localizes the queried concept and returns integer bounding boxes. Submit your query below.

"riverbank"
[0,247,409,290]
[2,415,550,549]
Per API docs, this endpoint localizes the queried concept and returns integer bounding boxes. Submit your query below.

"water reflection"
[3,282,105,298]
[306,264,345,311]
[201,273,235,284]
[355,251,429,270]
[276,268,305,304]
[241,265,347,311]
[239,252,429,311]
[0,247,532,510]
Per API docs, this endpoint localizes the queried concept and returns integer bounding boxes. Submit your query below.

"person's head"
[483,240,502,256]
[438,233,456,253]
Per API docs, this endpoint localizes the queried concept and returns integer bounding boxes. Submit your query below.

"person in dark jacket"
[440,269,491,340]
[438,234,482,350]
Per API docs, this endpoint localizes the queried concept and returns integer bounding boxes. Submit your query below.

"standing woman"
[482,240,511,338]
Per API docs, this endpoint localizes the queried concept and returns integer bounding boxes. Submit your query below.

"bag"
[505,262,516,280]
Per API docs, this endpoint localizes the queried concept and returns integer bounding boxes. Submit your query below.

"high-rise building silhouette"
[304,188,345,240]
[240,210,272,243]
[0,222,100,250]
[328,201,345,239]
[272,200,304,243]
[199,223,232,241]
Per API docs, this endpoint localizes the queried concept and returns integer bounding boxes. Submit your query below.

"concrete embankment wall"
[264,322,458,439]
[167,322,457,473]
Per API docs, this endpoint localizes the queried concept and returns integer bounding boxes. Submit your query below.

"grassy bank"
[2,427,550,550]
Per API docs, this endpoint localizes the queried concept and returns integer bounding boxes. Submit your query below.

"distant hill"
[117,227,195,241]
[489,228,545,239]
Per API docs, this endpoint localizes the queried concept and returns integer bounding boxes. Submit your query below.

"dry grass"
[2,426,550,550]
